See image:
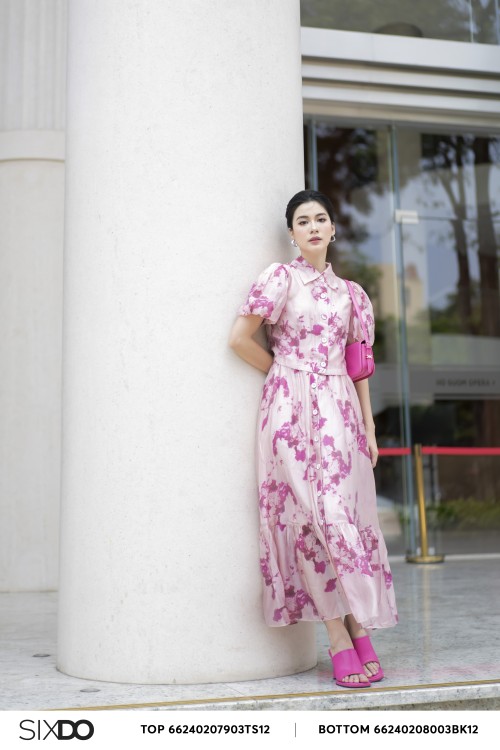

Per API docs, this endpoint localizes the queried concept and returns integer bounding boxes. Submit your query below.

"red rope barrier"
[421,446,500,456]
[377,446,500,456]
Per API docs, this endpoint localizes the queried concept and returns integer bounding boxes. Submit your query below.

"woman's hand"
[365,426,379,468]
[353,379,378,467]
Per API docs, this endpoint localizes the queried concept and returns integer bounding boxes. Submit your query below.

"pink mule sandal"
[328,647,372,688]
[351,635,384,682]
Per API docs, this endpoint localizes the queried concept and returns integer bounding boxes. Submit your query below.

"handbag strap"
[344,279,369,343]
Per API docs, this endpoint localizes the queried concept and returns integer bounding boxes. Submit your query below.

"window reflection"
[301,0,500,45]
[304,120,500,553]
[397,129,500,552]
[472,0,500,44]
[304,121,409,553]
[398,131,500,354]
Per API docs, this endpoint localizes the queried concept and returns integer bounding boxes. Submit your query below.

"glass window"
[396,128,500,554]
[301,0,500,45]
[305,121,412,555]
[305,120,500,555]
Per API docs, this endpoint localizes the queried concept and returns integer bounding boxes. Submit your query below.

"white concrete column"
[57,0,315,683]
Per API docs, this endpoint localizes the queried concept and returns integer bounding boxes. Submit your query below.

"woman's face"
[289,201,334,256]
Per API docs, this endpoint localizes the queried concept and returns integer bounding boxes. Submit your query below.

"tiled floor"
[1,558,500,711]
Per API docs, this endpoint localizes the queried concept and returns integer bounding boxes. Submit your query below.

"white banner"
[0,709,495,749]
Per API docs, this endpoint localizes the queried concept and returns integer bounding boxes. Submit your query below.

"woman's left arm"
[354,378,378,468]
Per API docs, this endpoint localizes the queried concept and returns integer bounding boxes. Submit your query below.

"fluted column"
[0,0,66,591]
[57,0,314,683]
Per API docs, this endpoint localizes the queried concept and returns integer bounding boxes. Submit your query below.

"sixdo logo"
[19,720,94,741]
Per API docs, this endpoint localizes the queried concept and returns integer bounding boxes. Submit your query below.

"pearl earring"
[291,239,298,247]
[331,235,336,243]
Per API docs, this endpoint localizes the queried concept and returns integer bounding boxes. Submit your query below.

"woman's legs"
[324,617,369,684]
[344,614,380,677]
[324,615,380,681]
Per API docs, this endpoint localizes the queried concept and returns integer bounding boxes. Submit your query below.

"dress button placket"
[311,374,322,496]
[319,294,328,380]
[313,287,327,498]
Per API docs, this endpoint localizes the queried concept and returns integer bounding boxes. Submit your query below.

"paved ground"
[1,558,499,710]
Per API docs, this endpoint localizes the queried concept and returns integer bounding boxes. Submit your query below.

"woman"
[229,190,398,688]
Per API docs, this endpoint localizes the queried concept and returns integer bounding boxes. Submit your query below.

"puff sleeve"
[237,263,289,325]
[347,281,375,346]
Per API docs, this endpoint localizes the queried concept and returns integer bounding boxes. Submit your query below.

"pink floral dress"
[238,255,398,629]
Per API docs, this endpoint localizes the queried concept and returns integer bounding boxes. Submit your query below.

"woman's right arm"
[229,315,274,374]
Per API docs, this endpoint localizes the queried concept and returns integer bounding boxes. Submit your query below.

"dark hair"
[285,189,335,229]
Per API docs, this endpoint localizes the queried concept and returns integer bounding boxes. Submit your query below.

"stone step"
[76,678,500,712]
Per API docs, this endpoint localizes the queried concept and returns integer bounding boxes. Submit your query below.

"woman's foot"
[344,615,380,679]
[325,618,370,684]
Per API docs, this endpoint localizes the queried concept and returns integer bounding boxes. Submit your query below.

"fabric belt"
[273,356,348,376]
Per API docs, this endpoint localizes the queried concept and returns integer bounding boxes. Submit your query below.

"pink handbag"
[344,279,375,382]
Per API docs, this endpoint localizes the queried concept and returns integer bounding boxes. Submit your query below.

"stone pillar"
[0,0,66,591]
[57,0,315,683]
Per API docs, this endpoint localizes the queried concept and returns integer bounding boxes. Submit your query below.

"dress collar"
[290,255,339,291]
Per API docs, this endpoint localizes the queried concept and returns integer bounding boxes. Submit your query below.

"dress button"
[313,409,318,415]
[320,292,327,299]
[321,314,327,320]
[320,361,327,368]
[316,464,321,470]
[318,489,322,496]
[314,436,319,443]
[321,337,327,343]
[311,383,317,390]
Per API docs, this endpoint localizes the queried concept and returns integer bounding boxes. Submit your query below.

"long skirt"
[257,362,398,629]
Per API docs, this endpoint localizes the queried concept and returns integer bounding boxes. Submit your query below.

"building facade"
[300,1,500,557]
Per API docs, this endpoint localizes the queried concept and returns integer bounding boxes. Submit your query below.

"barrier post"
[406,443,445,564]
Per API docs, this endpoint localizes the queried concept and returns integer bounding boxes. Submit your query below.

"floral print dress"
[238,255,398,629]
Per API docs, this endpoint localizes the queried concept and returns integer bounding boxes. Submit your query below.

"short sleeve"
[237,263,289,324]
[347,281,375,346]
